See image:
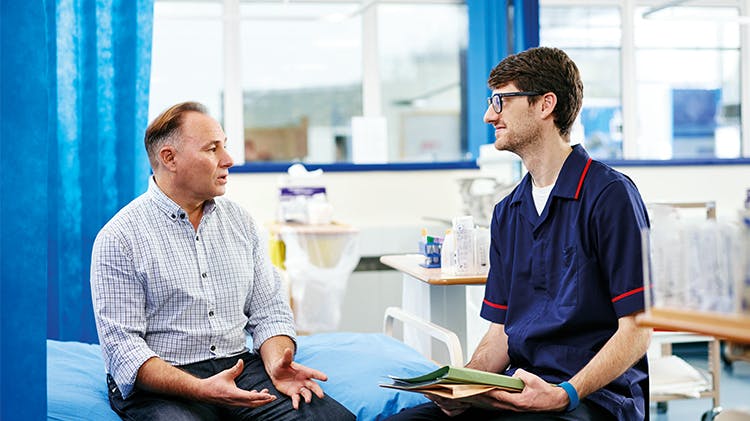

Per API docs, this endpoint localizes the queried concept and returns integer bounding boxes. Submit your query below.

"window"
[149,0,750,169]
[240,2,362,163]
[149,2,224,122]
[540,5,622,160]
[150,0,468,167]
[378,3,467,162]
[633,5,741,159]
[540,0,747,161]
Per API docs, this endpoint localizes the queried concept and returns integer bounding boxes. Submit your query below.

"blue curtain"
[1,0,153,416]
[49,0,154,342]
[465,0,539,159]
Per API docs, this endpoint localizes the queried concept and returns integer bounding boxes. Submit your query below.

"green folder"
[385,365,524,391]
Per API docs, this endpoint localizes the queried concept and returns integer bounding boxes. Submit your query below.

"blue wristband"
[557,381,579,412]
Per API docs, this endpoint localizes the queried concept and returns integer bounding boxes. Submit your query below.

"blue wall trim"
[604,157,750,167]
[231,160,480,173]
[230,157,750,174]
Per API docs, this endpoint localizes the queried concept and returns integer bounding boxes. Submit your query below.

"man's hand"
[268,347,328,409]
[461,369,568,413]
[425,394,471,417]
[200,359,277,407]
[136,356,276,408]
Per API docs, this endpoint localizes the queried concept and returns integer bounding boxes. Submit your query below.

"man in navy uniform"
[388,47,651,421]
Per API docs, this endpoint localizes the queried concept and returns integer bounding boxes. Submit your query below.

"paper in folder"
[380,365,524,399]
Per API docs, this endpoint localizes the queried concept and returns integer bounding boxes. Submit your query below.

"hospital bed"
[47,307,461,421]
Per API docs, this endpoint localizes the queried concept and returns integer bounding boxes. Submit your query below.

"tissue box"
[278,186,328,224]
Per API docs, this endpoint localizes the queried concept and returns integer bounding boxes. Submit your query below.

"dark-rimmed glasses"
[487,92,540,114]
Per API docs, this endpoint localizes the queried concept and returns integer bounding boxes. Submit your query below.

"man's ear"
[158,145,177,171]
[539,92,557,118]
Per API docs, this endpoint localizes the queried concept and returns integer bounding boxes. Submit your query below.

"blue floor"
[649,346,750,420]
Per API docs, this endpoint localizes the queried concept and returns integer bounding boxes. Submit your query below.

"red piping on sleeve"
[574,158,593,200]
[611,286,645,303]
[483,299,508,310]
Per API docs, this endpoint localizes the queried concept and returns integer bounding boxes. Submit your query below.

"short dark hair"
[488,47,583,139]
[144,101,209,169]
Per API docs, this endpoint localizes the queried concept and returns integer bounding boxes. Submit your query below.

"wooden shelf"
[379,254,488,285]
[636,307,750,344]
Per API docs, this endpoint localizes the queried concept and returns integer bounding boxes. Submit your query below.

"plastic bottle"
[453,215,476,275]
[474,226,490,272]
[419,228,428,255]
[441,229,455,275]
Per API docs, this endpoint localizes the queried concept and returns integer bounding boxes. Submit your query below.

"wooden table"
[380,254,488,364]
[636,307,750,344]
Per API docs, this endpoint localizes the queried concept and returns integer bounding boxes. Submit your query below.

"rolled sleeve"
[91,229,156,399]
[108,341,157,399]
[248,265,297,352]
[243,216,297,352]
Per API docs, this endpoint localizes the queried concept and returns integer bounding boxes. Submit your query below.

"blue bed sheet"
[47,332,436,420]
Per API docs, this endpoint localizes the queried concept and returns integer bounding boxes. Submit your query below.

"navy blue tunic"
[481,144,650,420]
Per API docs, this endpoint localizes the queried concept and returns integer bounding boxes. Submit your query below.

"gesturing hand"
[269,348,328,409]
[201,359,277,408]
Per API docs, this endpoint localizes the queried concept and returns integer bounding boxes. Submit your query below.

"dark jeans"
[107,352,354,421]
[385,401,616,421]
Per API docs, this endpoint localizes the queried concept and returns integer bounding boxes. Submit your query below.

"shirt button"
[180,214,185,219]
[210,345,216,351]
[201,273,207,278]
[208,310,214,317]
[170,214,176,219]
[195,235,199,241]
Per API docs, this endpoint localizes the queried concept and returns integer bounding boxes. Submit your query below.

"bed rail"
[382,306,464,366]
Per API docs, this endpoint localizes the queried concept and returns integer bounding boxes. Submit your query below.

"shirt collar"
[510,144,592,205]
[551,144,592,200]
[147,176,216,221]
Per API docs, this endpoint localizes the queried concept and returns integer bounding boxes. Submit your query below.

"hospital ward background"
[3,0,750,420]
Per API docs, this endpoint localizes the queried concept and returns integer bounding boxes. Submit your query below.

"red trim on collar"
[483,299,508,310]
[574,158,593,200]
[611,286,644,303]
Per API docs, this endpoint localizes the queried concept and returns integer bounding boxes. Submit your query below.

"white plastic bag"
[280,228,360,333]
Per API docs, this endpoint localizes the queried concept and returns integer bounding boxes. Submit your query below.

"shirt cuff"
[111,347,158,399]
[611,287,646,318]
[480,298,507,324]
[251,324,297,353]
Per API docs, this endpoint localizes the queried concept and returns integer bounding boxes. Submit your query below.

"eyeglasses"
[487,92,540,114]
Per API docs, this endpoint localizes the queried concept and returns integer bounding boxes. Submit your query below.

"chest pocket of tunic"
[547,243,579,308]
